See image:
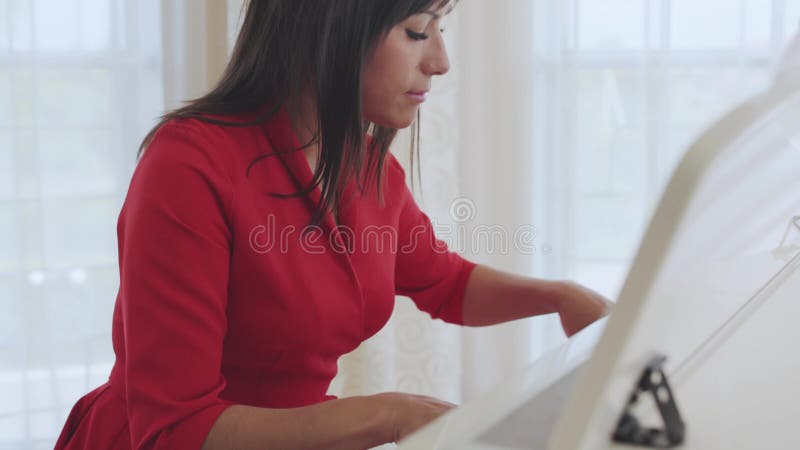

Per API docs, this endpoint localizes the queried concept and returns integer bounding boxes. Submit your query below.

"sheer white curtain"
[0,0,163,447]
[161,0,229,110]
[531,0,800,302]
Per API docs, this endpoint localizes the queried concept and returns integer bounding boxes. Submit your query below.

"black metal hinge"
[612,355,686,448]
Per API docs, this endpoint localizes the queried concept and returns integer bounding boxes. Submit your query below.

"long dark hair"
[139,0,454,229]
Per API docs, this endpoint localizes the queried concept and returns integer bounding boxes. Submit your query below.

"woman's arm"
[461,264,610,335]
[201,392,455,450]
[201,398,384,450]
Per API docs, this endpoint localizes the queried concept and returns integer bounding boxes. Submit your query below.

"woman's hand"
[553,281,613,337]
[370,392,457,444]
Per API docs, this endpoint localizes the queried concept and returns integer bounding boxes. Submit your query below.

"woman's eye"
[406,29,429,41]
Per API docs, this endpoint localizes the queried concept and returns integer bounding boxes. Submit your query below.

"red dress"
[54,106,477,449]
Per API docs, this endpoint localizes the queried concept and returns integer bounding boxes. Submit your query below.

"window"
[531,0,800,299]
[0,0,162,446]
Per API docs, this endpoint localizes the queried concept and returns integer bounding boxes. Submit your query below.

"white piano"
[399,32,800,450]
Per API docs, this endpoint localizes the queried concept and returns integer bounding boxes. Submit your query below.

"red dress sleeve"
[118,121,235,449]
[390,156,478,325]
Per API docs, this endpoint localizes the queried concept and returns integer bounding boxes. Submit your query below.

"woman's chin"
[393,117,416,129]
[365,106,420,130]
[370,114,416,130]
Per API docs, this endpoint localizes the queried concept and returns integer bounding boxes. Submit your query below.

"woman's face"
[361,8,452,129]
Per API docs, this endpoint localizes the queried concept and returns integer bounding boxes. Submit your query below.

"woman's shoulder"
[140,113,276,180]
[150,112,273,153]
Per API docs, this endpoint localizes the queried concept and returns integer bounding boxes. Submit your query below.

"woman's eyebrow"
[417,2,454,26]
[423,2,455,21]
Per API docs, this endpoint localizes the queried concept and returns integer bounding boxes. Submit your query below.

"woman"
[55,1,609,449]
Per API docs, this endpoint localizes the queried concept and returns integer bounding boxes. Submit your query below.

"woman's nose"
[422,36,450,76]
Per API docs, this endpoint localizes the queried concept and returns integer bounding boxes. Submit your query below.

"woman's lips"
[405,91,428,103]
